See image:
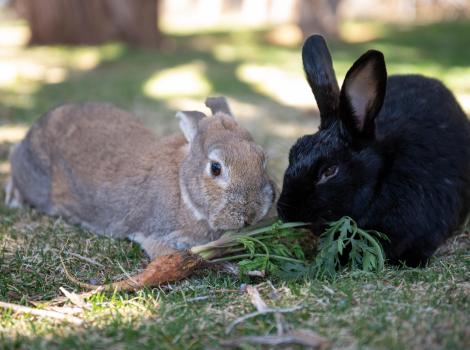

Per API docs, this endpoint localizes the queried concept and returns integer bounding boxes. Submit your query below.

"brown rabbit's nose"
[244,210,257,226]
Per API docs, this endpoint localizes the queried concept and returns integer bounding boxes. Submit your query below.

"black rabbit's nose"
[277,204,286,220]
[277,202,298,222]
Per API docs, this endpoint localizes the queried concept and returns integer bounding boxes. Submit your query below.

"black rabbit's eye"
[324,166,337,177]
[210,161,222,177]
[318,165,339,184]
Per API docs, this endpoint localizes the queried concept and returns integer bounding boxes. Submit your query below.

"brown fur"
[6,98,275,258]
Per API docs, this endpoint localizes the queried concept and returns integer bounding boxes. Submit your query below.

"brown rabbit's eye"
[318,165,339,184]
[210,161,222,177]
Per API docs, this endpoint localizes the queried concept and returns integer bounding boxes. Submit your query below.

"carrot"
[61,250,203,292]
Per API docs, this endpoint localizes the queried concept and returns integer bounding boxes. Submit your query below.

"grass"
[0,208,468,349]
[0,17,469,349]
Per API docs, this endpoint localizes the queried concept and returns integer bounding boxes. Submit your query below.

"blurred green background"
[1,0,469,183]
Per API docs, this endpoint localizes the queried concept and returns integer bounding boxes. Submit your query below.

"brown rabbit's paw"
[4,177,24,209]
[129,232,178,259]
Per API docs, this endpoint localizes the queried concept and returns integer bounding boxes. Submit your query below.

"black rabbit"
[277,34,470,267]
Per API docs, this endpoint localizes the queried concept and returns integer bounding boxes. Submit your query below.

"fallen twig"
[59,287,88,308]
[246,285,269,312]
[44,289,102,307]
[222,330,329,349]
[47,306,83,315]
[225,305,303,334]
[0,301,83,325]
[66,252,104,267]
[185,295,211,303]
[245,284,288,336]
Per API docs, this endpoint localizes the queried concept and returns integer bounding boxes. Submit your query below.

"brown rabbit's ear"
[175,111,206,142]
[205,96,233,117]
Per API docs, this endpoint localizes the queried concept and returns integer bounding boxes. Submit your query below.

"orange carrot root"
[61,251,204,292]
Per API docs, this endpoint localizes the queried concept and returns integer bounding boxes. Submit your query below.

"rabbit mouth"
[209,208,262,231]
[208,183,275,231]
[276,199,300,221]
[277,201,330,234]
[209,217,246,231]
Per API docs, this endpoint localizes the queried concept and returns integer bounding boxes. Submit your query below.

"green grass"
[0,18,469,349]
[0,208,468,349]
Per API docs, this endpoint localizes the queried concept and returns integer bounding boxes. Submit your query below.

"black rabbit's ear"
[302,35,340,127]
[339,50,387,140]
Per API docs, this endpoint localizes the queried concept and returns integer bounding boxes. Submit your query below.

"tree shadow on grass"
[2,20,469,152]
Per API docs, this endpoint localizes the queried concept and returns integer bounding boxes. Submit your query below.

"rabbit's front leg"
[4,177,24,209]
[129,231,201,259]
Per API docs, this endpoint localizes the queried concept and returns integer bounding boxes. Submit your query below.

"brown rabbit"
[5,97,275,258]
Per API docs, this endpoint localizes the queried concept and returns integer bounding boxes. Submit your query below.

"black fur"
[302,35,340,127]
[277,35,470,267]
